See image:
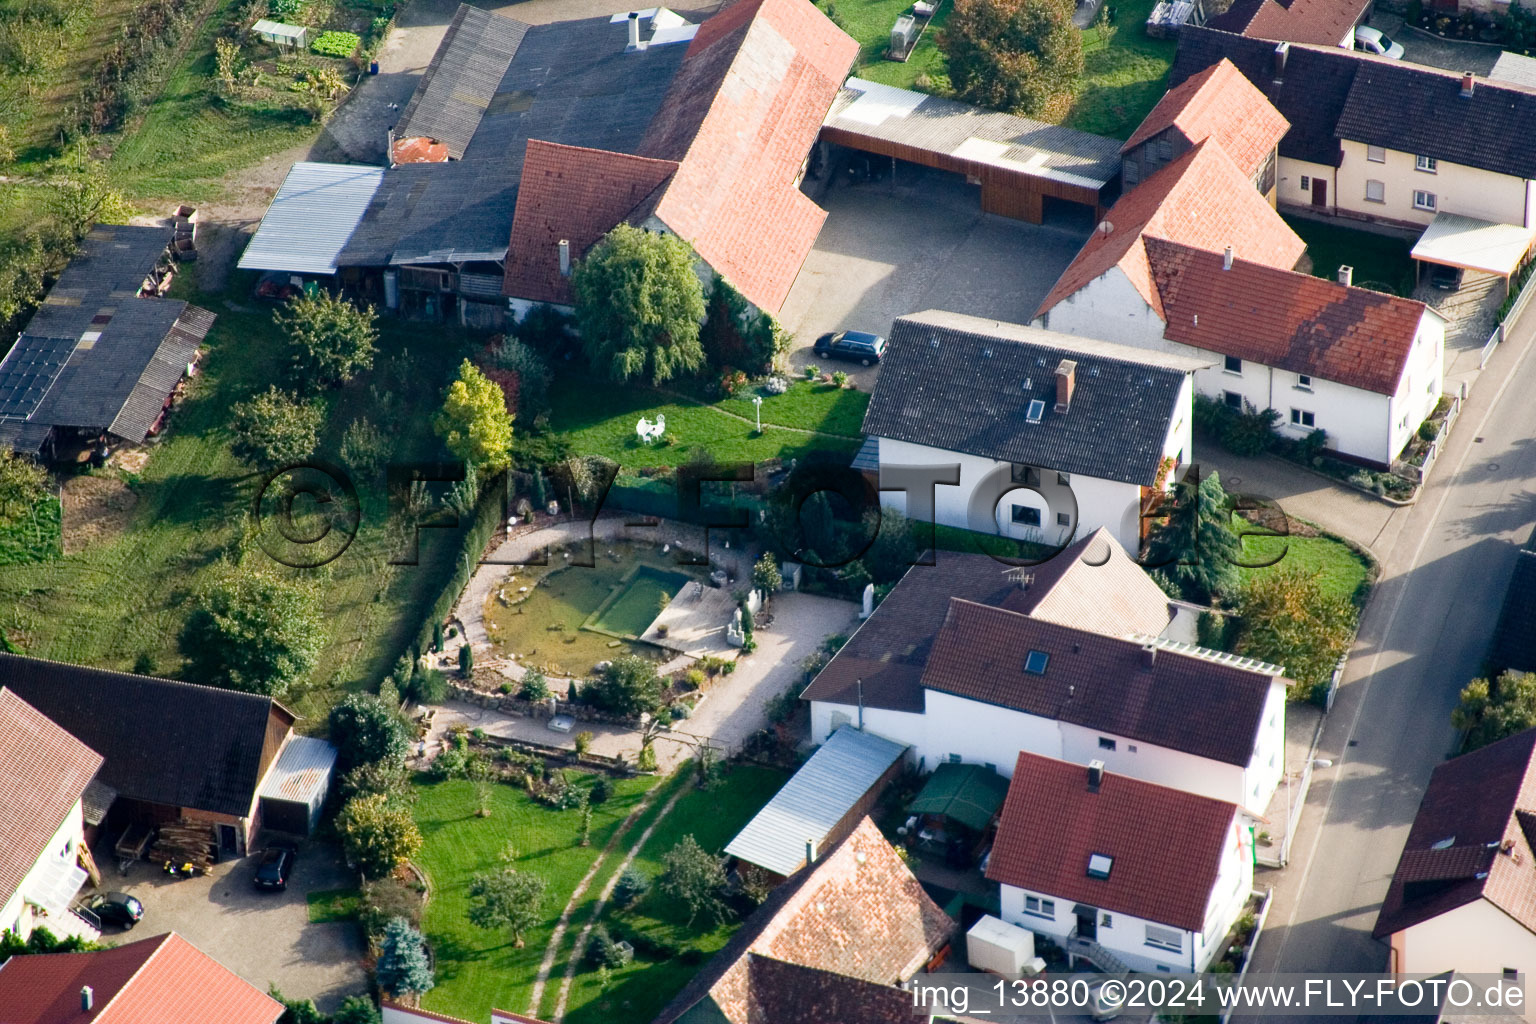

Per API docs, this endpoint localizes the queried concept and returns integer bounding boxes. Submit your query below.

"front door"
[219,824,239,855]
[1312,178,1327,207]
[1076,905,1097,941]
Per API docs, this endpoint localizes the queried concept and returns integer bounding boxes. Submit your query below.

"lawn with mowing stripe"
[413,772,660,1021]
[1065,0,1176,139]
[563,764,790,1024]
[716,378,871,436]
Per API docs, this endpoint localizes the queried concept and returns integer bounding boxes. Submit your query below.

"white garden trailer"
[967,914,1037,976]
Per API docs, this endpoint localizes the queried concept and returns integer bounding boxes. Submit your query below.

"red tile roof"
[637,0,859,313]
[1121,59,1290,178]
[391,136,449,164]
[1035,140,1305,319]
[0,932,282,1024]
[1149,238,1429,395]
[1374,729,1536,939]
[987,751,1241,932]
[0,688,102,912]
[502,141,678,305]
[1206,0,1370,48]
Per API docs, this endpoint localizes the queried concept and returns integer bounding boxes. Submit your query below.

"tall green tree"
[941,0,1083,118]
[468,867,548,948]
[1234,568,1357,699]
[276,291,377,392]
[1144,470,1241,604]
[435,359,513,474]
[375,917,434,1000]
[1453,671,1536,751]
[179,568,325,696]
[571,224,706,385]
[338,793,422,879]
[657,834,731,927]
[229,386,323,468]
[583,654,666,717]
[328,692,411,771]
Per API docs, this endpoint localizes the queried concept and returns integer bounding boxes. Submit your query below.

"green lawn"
[1236,519,1375,606]
[1064,0,1176,138]
[412,771,662,1021]
[0,495,61,566]
[828,0,953,91]
[563,765,790,1024]
[588,566,694,638]
[1284,215,1417,297]
[306,887,362,923]
[0,287,479,722]
[544,375,866,471]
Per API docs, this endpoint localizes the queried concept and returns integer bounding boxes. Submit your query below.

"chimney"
[1087,760,1105,792]
[1338,264,1354,287]
[1461,71,1475,97]
[627,11,642,49]
[558,239,571,277]
[1054,359,1077,414]
[1143,644,1157,669]
[1223,245,1234,271]
[805,839,816,866]
[82,987,94,1013]
[1273,41,1289,82]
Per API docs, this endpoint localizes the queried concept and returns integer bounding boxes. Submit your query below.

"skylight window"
[1087,853,1114,879]
[1025,399,1045,424]
[1024,650,1049,674]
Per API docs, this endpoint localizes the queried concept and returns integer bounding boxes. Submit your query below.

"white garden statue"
[636,414,667,444]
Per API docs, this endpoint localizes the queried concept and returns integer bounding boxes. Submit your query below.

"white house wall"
[1240,681,1288,811]
[1277,158,1340,214]
[1058,720,1249,806]
[1396,898,1536,1021]
[1036,267,1170,348]
[0,799,86,939]
[1337,141,1532,228]
[1386,313,1446,464]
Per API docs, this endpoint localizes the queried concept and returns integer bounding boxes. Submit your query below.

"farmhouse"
[862,310,1204,552]
[239,0,857,325]
[987,751,1253,974]
[0,653,335,858]
[0,225,214,459]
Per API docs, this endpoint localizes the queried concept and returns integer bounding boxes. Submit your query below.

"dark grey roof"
[341,7,691,267]
[0,652,293,818]
[50,224,173,300]
[861,310,1195,486]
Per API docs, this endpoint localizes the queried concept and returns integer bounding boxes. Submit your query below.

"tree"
[467,867,548,948]
[1454,671,1536,751]
[700,276,783,374]
[338,792,422,879]
[328,693,411,772]
[612,866,649,909]
[571,224,706,385]
[341,416,390,476]
[332,996,382,1024]
[578,801,593,847]
[489,336,553,419]
[0,450,48,526]
[1234,568,1358,699]
[519,670,550,702]
[1143,470,1242,604]
[277,290,377,392]
[228,386,323,468]
[459,642,474,674]
[180,568,324,697]
[339,759,413,805]
[49,148,132,237]
[752,552,782,594]
[375,917,434,1001]
[435,359,513,474]
[468,754,495,818]
[657,834,731,927]
[940,0,1083,118]
[583,655,666,717]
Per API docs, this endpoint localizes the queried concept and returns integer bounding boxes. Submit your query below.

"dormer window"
[1087,853,1114,879]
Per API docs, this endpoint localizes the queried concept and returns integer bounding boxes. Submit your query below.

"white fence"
[1481,266,1536,369]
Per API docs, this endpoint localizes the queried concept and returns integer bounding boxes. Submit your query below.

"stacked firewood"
[149,820,216,870]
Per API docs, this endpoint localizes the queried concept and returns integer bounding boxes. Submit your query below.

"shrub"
[409,667,448,704]
[519,670,551,702]
[719,369,749,397]
[1454,670,1536,751]
[310,31,360,57]
[341,417,390,477]
[1418,419,1439,443]
[338,793,422,879]
[459,643,474,673]
[763,375,789,395]
[590,775,612,804]
[229,386,322,467]
[489,336,553,418]
[752,552,782,593]
[831,370,849,389]
[682,667,706,691]
[333,996,382,1024]
[360,877,422,939]
[636,742,658,772]
[584,655,666,717]
[613,866,649,908]
[328,692,410,771]
[1236,568,1358,699]
[375,918,433,999]
[804,363,820,379]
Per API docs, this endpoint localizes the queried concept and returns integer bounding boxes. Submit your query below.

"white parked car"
[1355,26,1405,59]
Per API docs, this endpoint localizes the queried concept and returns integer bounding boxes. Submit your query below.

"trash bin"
[369,60,379,74]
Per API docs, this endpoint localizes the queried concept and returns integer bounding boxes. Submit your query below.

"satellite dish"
[1097,220,1114,236]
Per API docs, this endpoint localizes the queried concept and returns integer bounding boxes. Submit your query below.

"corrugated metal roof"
[238,162,385,274]
[258,735,338,804]
[724,726,906,876]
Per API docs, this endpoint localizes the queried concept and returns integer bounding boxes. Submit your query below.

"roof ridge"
[0,652,279,707]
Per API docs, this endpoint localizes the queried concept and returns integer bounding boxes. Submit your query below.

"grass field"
[563,765,790,1024]
[0,495,61,565]
[828,0,952,91]
[1064,0,1176,138]
[544,375,866,471]
[0,286,479,722]
[1285,215,1418,297]
[412,771,662,1021]
[1237,522,1375,606]
[305,887,362,924]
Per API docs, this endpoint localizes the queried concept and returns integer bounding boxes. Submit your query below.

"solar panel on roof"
[0,335,75,419]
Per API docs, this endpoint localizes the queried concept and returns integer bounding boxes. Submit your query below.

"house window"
[1146,924,1184,952]
[1026,399,1046,423]
[1300,175,1311,191]
[1057,512,1071,526]
[1127,744,1138,752]
[1124,159,1141,186]
[1155,138,1173,162]
[1101,913,1113,927]
[1291,408,1315,427]
[1223,355,1242,374]
[1024,650,1050,675]
[1012,464,1041,486]
[1011,504,1041,527]
[1366,179,1385,203]
[1224,390,1243,409]
[1414,190,1437,212]
[1296,374,1312,390]
[1024,896,1056,919]
[1416,154,1438,173]
[1099,737,1117,751]
[1367,145,1387,163]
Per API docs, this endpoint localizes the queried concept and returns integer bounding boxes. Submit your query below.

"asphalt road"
[1249,314,1536,975]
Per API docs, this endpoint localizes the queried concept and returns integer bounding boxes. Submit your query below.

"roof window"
[1024,650,1049,674]
[1087,853,1114,879]
[1025,399,1045,424]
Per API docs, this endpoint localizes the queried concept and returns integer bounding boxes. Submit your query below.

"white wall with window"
[0,798,91,940]
[1277,159,1337,211]
[1335,141,1532,227]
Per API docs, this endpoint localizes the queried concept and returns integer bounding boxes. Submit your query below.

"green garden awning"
[909,762,1009,832]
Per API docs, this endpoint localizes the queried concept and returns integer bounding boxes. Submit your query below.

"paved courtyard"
[1369,13,1502,76]
[778,163,1091,387]
[94,840,366,1012]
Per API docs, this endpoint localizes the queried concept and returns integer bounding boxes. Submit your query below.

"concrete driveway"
[778,163,1091,388]
[1367,13,1501,75]
[94,840,366,1012]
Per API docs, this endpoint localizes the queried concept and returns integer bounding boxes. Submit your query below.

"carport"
[819,78,1121,225]
[1410,212,1536,298]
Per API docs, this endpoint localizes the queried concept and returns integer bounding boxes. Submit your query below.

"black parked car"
[253,843,297,892]
[1430,264,1465,291]
[82,891,143,929]
[812,330,886,366]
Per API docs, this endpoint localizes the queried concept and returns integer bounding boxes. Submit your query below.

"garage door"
[260,797,310,836]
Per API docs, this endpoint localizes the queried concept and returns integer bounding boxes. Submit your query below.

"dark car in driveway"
[1430,264,1465,291]
[813,330,886,366]
[253,843,297,892]
[82,891,143,929]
